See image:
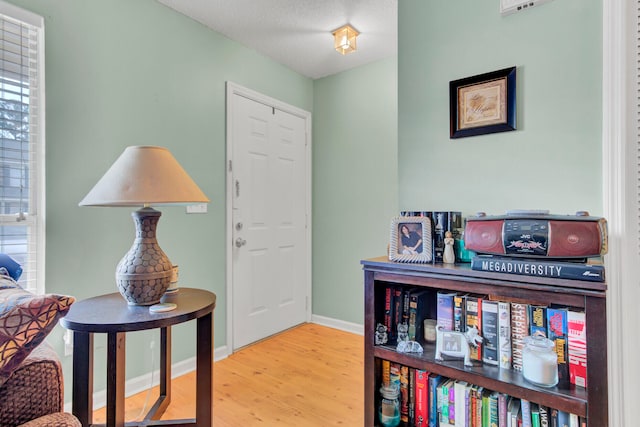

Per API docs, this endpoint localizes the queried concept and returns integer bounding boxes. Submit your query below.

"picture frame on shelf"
[449,66,517,139]
[389,216,433,263]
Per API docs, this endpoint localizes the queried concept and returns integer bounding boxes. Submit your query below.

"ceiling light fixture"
[332,24,359,55]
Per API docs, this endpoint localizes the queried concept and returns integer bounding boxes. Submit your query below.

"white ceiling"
[156,0,398,80]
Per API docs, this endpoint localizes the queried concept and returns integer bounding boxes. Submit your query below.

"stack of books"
[470,255,605,283]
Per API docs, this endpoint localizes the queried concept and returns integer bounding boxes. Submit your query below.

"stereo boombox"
[464,210,608,259]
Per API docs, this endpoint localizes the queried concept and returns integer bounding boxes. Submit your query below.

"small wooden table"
[60,288,216,427]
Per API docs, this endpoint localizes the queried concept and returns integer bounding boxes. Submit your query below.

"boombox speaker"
[464,211,608,259]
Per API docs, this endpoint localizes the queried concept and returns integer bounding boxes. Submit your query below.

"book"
[569,413,579,427]
[555,410,570,427]
[531,403,541,427]
[476,388,485,427]
[488,391,499,427]
[521,399,532,427]
[448,380,456,425]
[438,379,454,425]
[529,305,547,338]
[511,302,530,371]
[409,289,433,342]
[389,362,401,388]
[400,364,409,425]
[437,291,457,331]
[550,408,558,427]
[567,310,587,388]
[415,369,429,427]
[381,359,391,386]
[464,383,473,427]
[547,307,570,388]
[498,301,512,369]
[393,287,405,340]
[539,405,549,427]
[454,381,468,427]
[498,392,508,427]
[480,388,491,427]
[428,374,444,427]
[384,286,395,342]
[453,294,467,332]
[408,367,415,427]
[470,385,479,427]
[482,300,499,365]
[466,295,483,362]
[507,397,521,427]
[470,255,605,282]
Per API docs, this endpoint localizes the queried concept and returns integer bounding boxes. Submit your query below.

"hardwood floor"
[92,323,364,426]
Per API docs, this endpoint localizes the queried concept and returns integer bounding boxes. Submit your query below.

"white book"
[507,397,520,427]
[498,301,512,369]
[569,413,579,427]
[454,381,468,427]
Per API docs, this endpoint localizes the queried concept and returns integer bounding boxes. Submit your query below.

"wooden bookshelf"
[362,256,608,426]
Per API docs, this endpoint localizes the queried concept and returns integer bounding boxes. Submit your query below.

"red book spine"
[384,286,393,338]
[415,370,429,426]
[567,310,587,388]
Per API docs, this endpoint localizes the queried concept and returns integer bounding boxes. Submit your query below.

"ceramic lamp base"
[116,207,173,305]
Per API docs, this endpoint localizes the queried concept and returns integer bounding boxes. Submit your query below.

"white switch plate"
[500,0,553,15]
[186,204,208,214]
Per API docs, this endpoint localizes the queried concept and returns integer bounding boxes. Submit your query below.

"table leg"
[72,332,93,427]
[196,311,213,427]
[106,332,125,427]
[146,326,172,420]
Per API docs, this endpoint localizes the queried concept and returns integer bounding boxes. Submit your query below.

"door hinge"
[228,160,232,172]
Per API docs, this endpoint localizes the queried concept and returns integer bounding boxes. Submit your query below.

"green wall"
[5,0,602,408]
[6,0,313,393]
[398,0,602,216]
[312,57,398,325]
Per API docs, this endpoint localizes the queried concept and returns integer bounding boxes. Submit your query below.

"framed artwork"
[389,216,432,263]
[449,66,517,139]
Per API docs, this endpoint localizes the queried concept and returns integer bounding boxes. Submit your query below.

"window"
[0,1,44,294]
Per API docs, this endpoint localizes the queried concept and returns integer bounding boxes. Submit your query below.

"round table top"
[60,287,216,333]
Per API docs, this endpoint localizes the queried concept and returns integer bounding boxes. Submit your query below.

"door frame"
[225,81,312,354]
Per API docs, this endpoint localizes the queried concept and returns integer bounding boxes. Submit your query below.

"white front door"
[226,83,311,351]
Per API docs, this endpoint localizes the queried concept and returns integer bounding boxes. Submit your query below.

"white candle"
[522,335,558,387]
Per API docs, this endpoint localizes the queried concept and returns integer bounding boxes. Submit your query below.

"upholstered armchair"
[0,342,80,426]
[0,254,80,426]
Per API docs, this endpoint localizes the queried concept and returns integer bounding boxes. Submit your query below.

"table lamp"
[79,146,209,305]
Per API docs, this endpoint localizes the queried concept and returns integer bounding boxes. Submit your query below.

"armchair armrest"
[0,342,66,426]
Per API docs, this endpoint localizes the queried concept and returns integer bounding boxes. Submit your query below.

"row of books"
[379,285,587,389]
[381,359,586,427]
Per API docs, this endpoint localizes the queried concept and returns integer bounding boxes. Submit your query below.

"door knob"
[235,237,247,248]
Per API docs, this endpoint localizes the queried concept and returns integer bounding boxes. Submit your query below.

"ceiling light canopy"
[333,24,359,55]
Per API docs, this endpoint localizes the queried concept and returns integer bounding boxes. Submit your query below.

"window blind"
[0,5,43,293]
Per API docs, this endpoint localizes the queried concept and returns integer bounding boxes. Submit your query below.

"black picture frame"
[449,66,517,139]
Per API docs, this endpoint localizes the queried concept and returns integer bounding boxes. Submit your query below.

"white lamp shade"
[79,146,209,207]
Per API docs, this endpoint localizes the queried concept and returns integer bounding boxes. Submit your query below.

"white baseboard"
[311,314,364,335]
[64,316,361,413]
[64,345,229,413]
